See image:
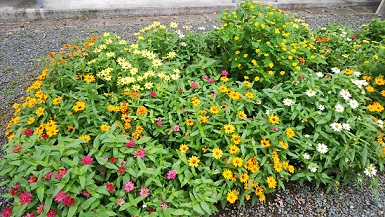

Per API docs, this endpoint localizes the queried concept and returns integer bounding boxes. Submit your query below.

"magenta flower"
[36,204,44,214]
[202,75,208,80]
[82,189,90,197]
[208,78,215,84]
[124,181,135,192]
[134,148,146,158]
[54,190,66,203]
[117,198,125,206]
[126,139,135,148]
[63,195,75,207]
[81,156,93,165]
[106,183,114,193]
[190,81,198,89]
[42,171,52,180]
[10,187,18,196]
[19,191,32,205]
[173,124,180,132]
[161,202,168,210]
[55,169,67,179]
[156,118,162,127]
[24,213,35,217]
[28,175,37,184]
[221,70,228,76]
[22,129,34,136]
[150,92,157,97]
[167,170,177,180]
[12,144,22,153]
[2,207,12,217]
[47,210,56,217]
[118,165,126,174]
[139,188,150,197]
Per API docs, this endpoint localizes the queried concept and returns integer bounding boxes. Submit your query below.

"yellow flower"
[231,157,243,167]
[366,86,374,92]
[286,128,295,138]
[35,107,45,117]
[268,62,274,68]
[255,49,260,53]
[170,22,178,28]
[226,191,238,204]
[260,138,271,148]
[245,92,254,99]
[245,194,251,201]
[212,148,223,159]
[192,99,201,107]
[210,106,220,114]
[186,118,194,126]
[52,96,62,105]
[234,36,239,41]
[279,140,288,149]
[266,176,277,189]
[229,145,240,154]
[218,85,228,93]
[274,162,283,172]
[223,124,235,134]
[137,106,147,115]
[280,71,285,75]
[188,155,200,168]
[179,144,189,153]
[254,76,260,81]
[100,124,110,132]
[268,115,280,124]
[199,116,209,124]
[222,169,233,180]
[220,76,229,82]
[231,134,241,145]
[235,50,240,55]
[79,135,91,143]
[238,111,247,119]
[228,91,241,100]
[239,172,249,183]
[73,101,86,112]
[84,75,95,82]
[27,117,35,125]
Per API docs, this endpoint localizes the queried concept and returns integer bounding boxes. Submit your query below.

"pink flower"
[106,183,114,193]
[208,78,215,84]
[22,129,34,136]
[10,187,18,196]
[118,166,126,174]
[54,190,66,203]
[47,209,56,217]
[55,169,67,179]
[63,195,75,207]
[167,170,177,180]
[126,139,135,148]
[36,204,44,214]
[221,70,228,76]
[12,144,22,153]
[104,156,109,162]
[178,89,183,93]
[82,189,90,197]
[124,181,135,192]
[272,127,278,132]
[28,175,37,184]
[117,198,125,206]
[190,81,198,89]
[81,156,93,165]
[139,188,150,197]
[150,92,157,97]
[156,118,162,127]
[24,213,35,217]
[134,148,146,158]
[161,202,168,210]
[173,124,180,132]
[42,171,52,180]
[19,191,32,205]
[202,75,208,80]
[2,207,12,217]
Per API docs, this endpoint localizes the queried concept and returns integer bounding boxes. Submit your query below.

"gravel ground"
[0,5,384,216]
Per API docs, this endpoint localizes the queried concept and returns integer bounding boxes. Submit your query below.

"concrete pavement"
[0,0,382,22]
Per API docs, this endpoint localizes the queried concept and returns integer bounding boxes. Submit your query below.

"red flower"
[111,157,118,163]
[12,144,22,153]
[178,89,183,93]
[352,35,357,40]
[10,187,18,196]
[81,156,93,165]
[47,209,56,217]
[22,129,34,136]
[106,183,114,192]
[41,133,49,139]
[149,92,156,97]
[2,207,12,217]
[118,166,126,174]
[63,195,75,206]
[19,191,32,205]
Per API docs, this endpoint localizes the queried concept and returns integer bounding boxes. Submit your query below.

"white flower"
[180,42,187,47]
[353,71,361,77]
[330,123,342,132]
[306,89,316,97]
[331,67,341,74]
[304,134,310,138]
[364,164,377,177]
[342,123,351,131]
[308,164,318,172]
[197,26,206,31]
[265,110,270,116]
[318,105,325,111]
[317,143,328,154]
[316,72,324,77]
[335,104,345,113]
[357,116,362,121]
[341,31,347,35]
[351,79,368,88]
[339,89,351,100]
[378,120,384,129]
[283,98,294,106]
[303,153,311,160]
[348,99,359,109]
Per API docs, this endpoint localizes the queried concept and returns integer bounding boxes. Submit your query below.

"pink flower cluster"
[54,190,75,207]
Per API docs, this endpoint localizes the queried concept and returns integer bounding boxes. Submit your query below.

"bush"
[1,1,385,216]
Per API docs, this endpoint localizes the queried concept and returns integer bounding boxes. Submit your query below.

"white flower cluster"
[330,122,351,132]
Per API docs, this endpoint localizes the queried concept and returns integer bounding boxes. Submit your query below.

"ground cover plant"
[1,0,385,216]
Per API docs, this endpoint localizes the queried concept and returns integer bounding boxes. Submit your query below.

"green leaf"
[67,203,78,217]
[105,211,117,216]
[81,197,96,210]
[79,175,86,189]
[36,186,45,202]
[137,137,151,144]
[362,146,368,167]
[193,204,204,215]
[200,201,211,214]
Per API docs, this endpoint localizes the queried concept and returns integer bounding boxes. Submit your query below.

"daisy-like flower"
[306,89,316,97]
[179,144,189,153]
[139,188,150,197]
[283,98,294,106]
[331,123,342,132]
[348,99,359,109]
[188,155,200,167]
[167,170,177,180]
[303,153,311,160]
[268,115,280,124]
[124,181,135,192]
[331,67,341,74]
[308,164,318,172]
[54,190,66,202]
[353,71,361,77]
[212,148,223,159]
[318,104,325,111]
[316,143,328,154]
[364,164,377,177]
[316,72,324,77]
[117,198,125,206]
[223,124,235,134]
[339,89,351,100]
[134,148,146,158]
[342,123,351,131]
[335,104,344,113]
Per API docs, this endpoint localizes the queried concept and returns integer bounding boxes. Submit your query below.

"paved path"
[0,0,381,22]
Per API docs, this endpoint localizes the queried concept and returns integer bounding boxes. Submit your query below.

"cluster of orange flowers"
[367,101,385,112]
[314,36,329,43]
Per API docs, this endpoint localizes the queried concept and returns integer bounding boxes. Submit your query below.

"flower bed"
[1,1,385,216]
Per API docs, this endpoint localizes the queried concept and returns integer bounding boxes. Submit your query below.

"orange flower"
[131,92,140,99]
[137,106,147,115]
[298,57,305,63]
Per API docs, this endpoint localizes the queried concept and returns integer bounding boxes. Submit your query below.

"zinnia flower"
[364,164,377,177]
[124,181,135,192]
[212,148,223,159]
[134,148,146,158]
[54,190,66,202]
[316,143,328,154]
[139,188,150,197]
[47,210,56,217]
[63,195,75,207]
[188,155,200,167]
[2,207,12,217]
[167,170,177,180]
[36,204,44,214]
[173,124,180,132]
[106,183,114,192]
[81,156,94,165]
[126,139,135,148]
[117,198,125,206]
[19,191,32,205]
